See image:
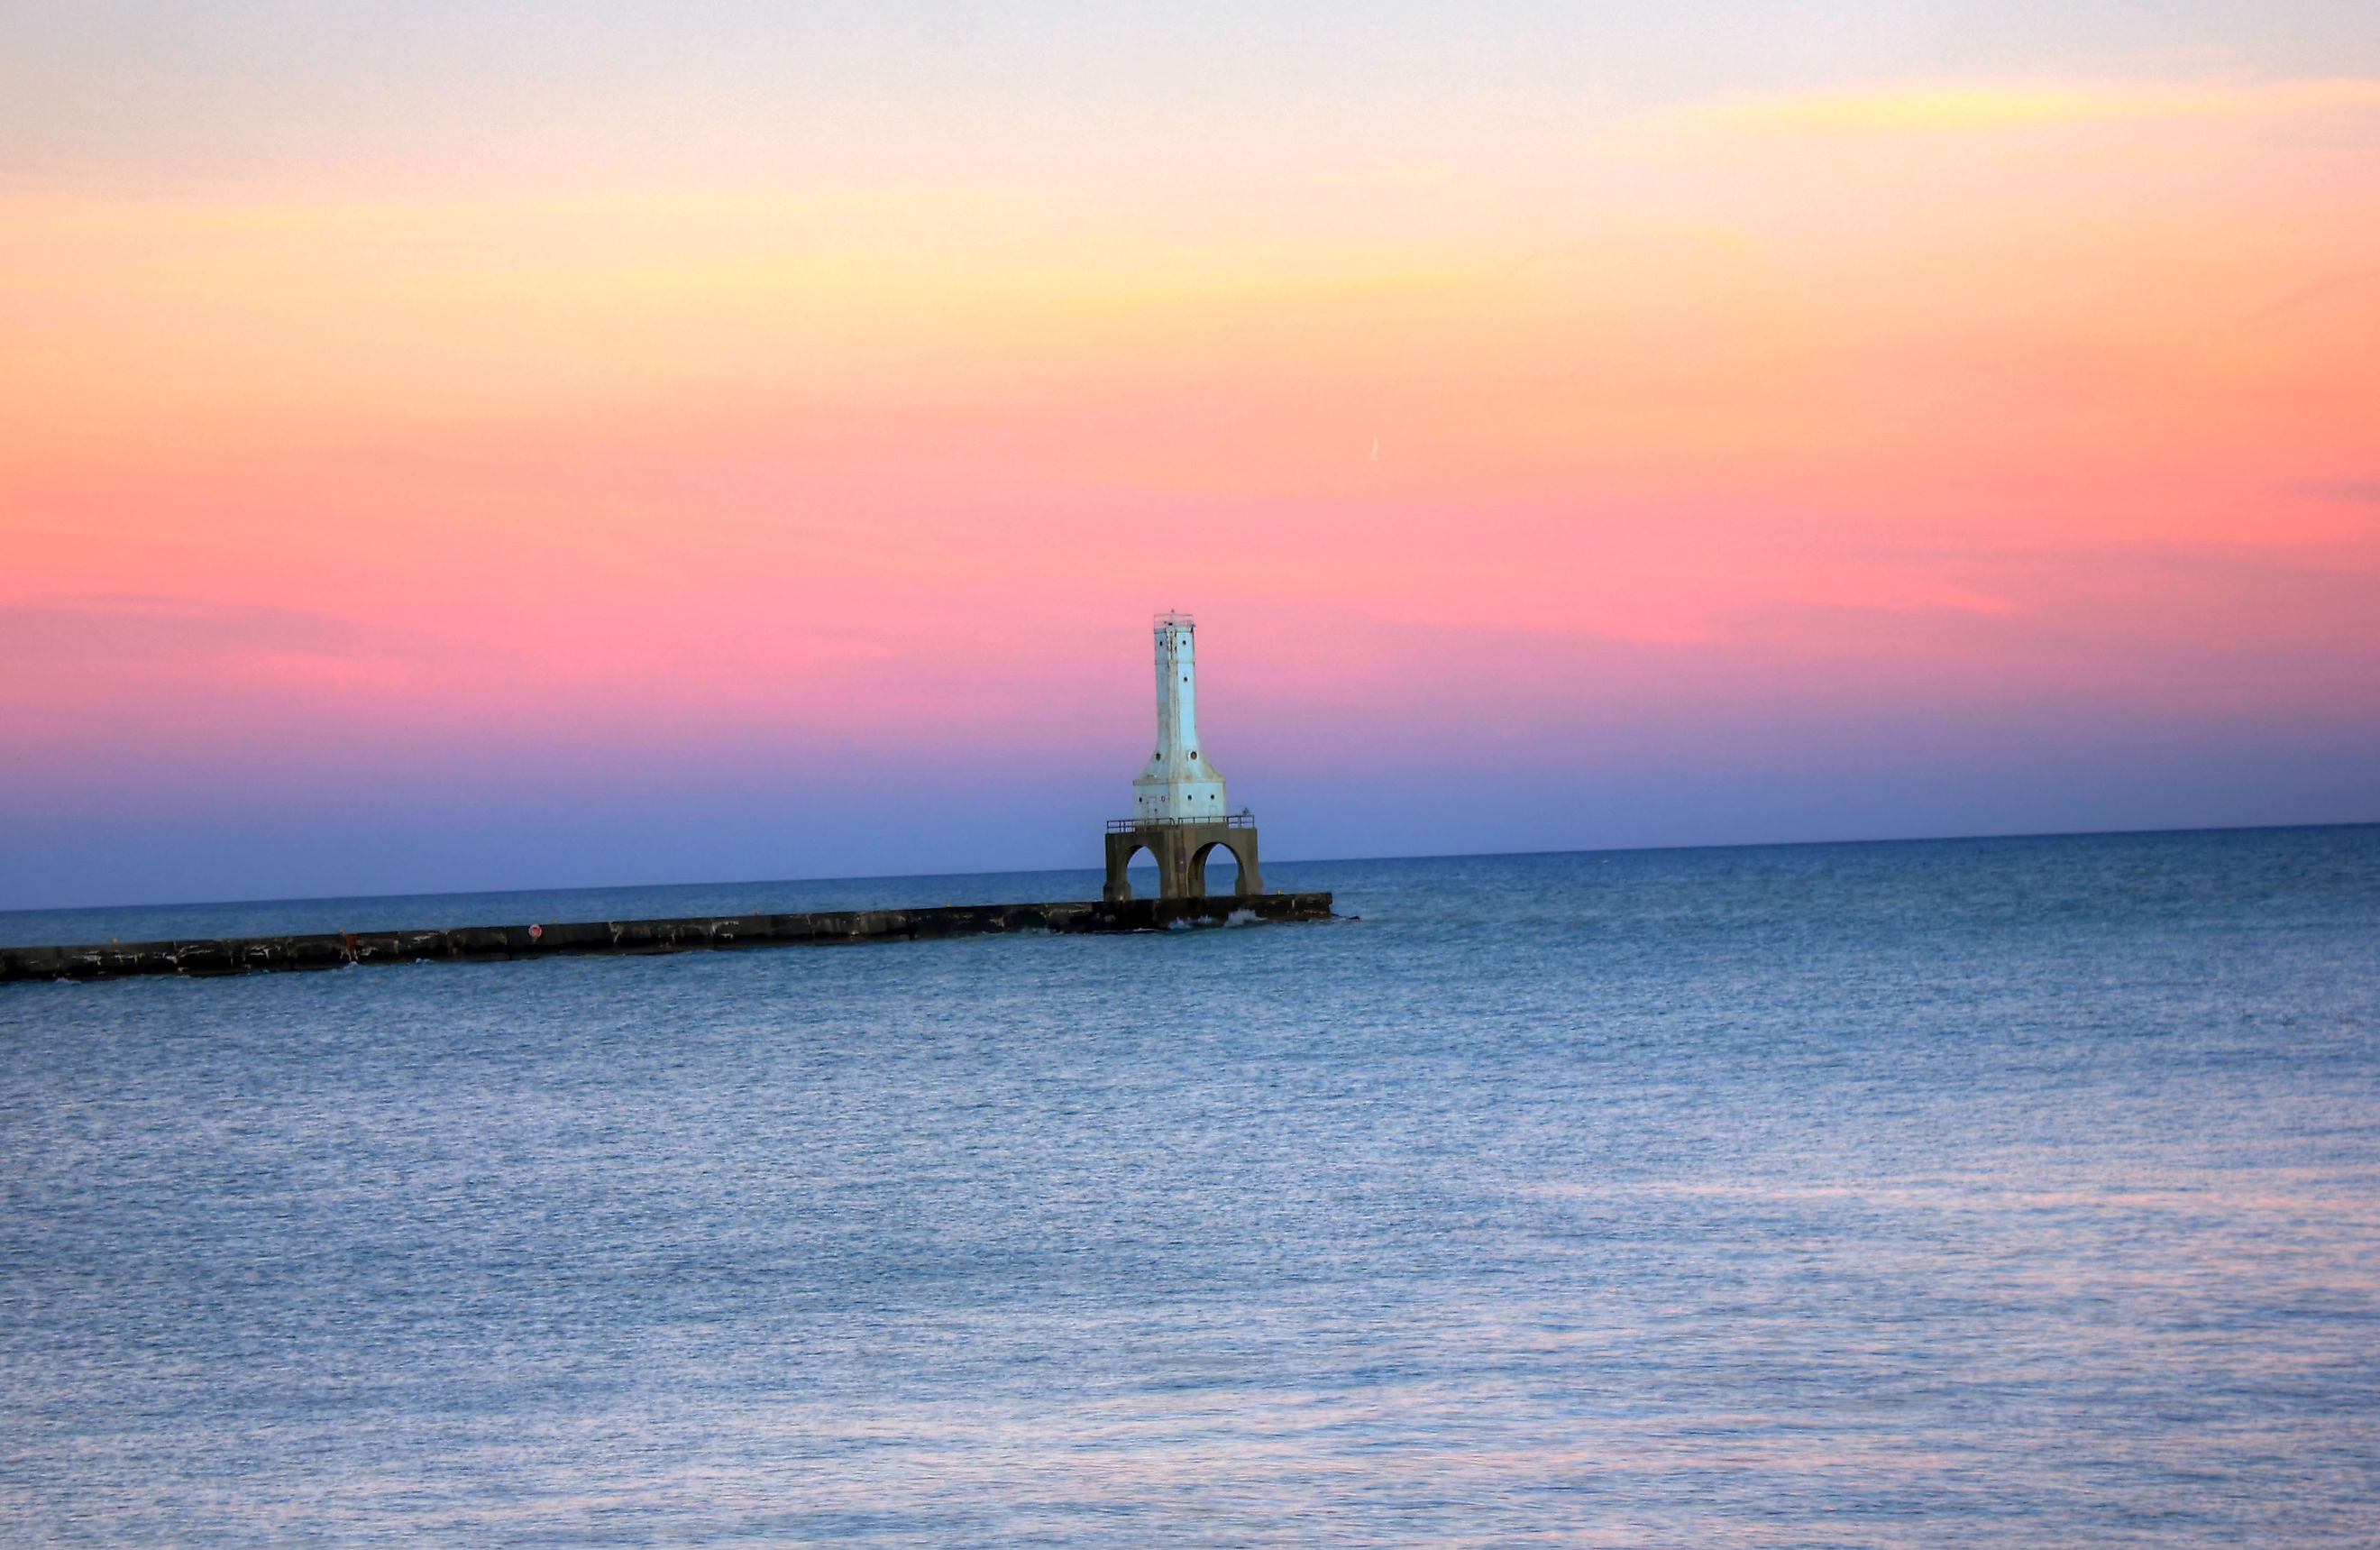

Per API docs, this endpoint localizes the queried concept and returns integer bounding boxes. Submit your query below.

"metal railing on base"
[1107,812,1256,833]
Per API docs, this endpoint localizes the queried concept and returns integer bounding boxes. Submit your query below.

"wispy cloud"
[2294,478,2380,508]
[0,594,444,684]
[1670,78,2380,134]
[2247,265,2380,323]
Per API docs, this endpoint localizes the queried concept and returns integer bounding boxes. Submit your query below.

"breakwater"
[0,892,1338,985]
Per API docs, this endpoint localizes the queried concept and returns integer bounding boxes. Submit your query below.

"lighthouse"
[1132,613,1229,821]
[1103,613,1264,902]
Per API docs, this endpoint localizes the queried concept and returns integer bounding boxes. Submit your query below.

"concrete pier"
[0,892,1337,985]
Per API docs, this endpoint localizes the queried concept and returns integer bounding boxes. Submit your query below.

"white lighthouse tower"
[1132,612,1229,822]
[1103,612,1262,902]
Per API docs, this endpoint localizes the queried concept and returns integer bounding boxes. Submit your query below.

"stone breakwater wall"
[0,893,1338,985]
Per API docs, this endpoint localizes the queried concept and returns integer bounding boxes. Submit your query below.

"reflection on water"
[3,827,2377,1543]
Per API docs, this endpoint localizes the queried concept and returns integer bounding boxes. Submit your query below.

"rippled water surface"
[5,827,2377,1545]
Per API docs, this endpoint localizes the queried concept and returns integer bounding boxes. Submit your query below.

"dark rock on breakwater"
[0,892,1339,984]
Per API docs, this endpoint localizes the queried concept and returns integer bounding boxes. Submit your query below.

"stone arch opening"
[1190,838,1254,898]
[1106,841,1156,902]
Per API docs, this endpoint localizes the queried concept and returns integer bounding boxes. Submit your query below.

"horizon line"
[5,818,2372,922]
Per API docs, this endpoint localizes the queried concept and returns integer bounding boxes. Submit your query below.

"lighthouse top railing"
[1108,812,1254,833]
[1154,610,1195,629]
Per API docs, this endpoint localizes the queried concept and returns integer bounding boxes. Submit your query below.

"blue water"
[4,827,2376,1545]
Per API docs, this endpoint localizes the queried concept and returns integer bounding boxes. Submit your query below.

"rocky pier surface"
[0,892,1339,985]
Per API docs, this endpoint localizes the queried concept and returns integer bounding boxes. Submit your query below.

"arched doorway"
[1116,842,1158,901]
[1190,838,1253,898]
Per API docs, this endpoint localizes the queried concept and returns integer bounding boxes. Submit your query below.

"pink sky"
[4,52,2376,905]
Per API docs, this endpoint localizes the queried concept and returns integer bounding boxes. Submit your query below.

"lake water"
[4,826,2376,1545]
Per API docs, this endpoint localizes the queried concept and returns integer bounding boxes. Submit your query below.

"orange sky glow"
[4,56,2375,904]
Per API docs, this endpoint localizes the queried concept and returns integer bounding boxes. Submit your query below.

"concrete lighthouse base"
[1103,819,1264,902]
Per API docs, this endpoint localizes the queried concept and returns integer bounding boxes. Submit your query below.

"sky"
[3,2,2376,910]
